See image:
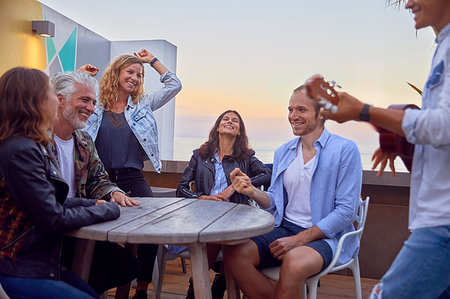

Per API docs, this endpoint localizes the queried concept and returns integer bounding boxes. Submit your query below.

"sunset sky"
[39,0,436,167]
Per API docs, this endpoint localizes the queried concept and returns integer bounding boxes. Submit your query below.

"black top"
[95,110,145,170]
[177,149,272,204]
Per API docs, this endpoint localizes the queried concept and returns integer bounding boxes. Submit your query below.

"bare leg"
[207,243,221,267]
[274,246,323,299]
[223,241,276,299]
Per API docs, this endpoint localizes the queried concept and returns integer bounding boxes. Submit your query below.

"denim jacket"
[84,72,182,173]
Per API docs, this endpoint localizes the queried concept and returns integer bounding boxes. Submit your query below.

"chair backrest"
[0,282,10,299]
[354,197,370,241]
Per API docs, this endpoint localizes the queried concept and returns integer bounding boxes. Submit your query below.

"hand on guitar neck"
[305,74,366,123]
[305,74,340,114]
[305,74,419,175]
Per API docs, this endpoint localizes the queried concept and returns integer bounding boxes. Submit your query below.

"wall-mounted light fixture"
[32,20,55,37]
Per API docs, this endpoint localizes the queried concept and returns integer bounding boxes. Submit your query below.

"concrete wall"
[0,0,47,74]
[40,4,111,77]
[0,0,178,159]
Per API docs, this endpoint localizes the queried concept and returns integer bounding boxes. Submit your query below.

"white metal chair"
[0,282,10,299]
[261,196,370,299]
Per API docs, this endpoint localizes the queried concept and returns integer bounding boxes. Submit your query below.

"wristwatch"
[359,104,371,122]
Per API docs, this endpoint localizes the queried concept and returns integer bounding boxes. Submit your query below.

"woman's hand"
[371,147,397,177]
[230,168,253,197]
[198,194,228,202]
[134,49,155,64]
[218,185,235,201]
[78,64,99,77]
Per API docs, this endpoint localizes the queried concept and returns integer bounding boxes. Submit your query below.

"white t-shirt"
[54,134,76,198]
[283,140,315,228]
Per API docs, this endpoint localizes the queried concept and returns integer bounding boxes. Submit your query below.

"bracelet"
[150,57,158,67]
[358,103,371,122]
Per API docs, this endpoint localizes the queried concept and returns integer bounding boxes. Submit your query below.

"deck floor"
[106,258,379,298]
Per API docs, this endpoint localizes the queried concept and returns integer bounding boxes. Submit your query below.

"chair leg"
[349,258,362,299]
[181,257,187,274]
[302,283,308,298]
[306,277,319,299]
[152,245,168,299]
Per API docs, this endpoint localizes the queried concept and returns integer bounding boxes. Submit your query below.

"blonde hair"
[99,55,145,108]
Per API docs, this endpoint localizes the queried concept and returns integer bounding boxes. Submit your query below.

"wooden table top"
[66,197,274,245]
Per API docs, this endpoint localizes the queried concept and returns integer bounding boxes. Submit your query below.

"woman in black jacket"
[176,110,271,299]
[0,67,120,299]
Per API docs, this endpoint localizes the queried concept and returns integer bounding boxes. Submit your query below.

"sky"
[39,0,436,167]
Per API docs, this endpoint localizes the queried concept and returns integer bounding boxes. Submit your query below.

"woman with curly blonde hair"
[84,49,182,299]
[98,55,146,108]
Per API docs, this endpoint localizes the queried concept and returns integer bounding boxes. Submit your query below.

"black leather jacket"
[177,149,271,204]
[0,136,120,280]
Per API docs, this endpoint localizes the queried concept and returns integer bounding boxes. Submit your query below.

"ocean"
[173,136,409,173]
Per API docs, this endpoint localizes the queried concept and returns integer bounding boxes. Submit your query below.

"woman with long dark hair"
[0,67,120,299]
[177,110,271,298]
[84,49,182,299]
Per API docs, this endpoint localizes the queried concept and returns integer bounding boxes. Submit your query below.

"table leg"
[189,243,212,299]
[72,238,96,281]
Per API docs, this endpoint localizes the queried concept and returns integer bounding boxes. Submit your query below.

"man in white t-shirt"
[51,70,139,295]
[224,86,362,298]
[52,69,138,206]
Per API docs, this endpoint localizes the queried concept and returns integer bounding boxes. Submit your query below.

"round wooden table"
[67,197,274,299]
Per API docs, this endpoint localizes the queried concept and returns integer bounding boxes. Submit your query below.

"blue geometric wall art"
[59,27,77,72]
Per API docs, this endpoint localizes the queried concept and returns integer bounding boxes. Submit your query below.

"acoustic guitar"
[305,75,419,172]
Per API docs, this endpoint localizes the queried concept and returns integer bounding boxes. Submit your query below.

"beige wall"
[0,0,46,75]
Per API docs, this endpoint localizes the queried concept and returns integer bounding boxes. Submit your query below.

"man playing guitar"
[306,0,450,298]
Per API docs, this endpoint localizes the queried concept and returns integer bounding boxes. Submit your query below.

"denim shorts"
[251,219,332,272]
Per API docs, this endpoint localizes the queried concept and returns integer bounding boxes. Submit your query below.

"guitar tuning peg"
[329,81,342,89]
[331,105,338,114]
[324,102,333,111]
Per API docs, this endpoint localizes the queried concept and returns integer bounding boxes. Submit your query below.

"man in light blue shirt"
[316,1,450,298]
[224,85,362,298]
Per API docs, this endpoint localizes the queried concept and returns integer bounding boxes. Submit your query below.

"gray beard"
[63,108,87,130]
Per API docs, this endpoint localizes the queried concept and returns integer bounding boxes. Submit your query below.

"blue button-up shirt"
[402,23,450,230]
[267,128,362,264]
[209,151,228,196]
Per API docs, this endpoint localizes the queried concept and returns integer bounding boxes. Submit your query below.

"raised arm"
[134,49,168,75]
[321,90,406,137]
